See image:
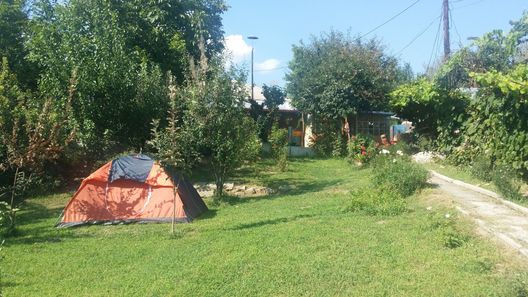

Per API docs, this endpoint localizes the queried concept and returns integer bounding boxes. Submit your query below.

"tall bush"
[347,134,376,165]
[0,58,75,231]
[463,65,528,175]
[269,125,289,171]
[26,0,227,154]
[150,50,260,197]
[371,155,429,197]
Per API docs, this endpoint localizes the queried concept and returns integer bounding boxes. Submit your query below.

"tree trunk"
[215,177,223,197]
[9,167,19,231]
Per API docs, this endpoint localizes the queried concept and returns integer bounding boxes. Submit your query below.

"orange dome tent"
[57,154,208,227]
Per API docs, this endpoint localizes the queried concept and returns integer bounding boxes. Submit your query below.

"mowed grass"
[2,158,527,296]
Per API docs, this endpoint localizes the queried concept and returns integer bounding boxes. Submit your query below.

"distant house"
[304,111,397,147]
[246,86,399,149]
[245,86,305,147]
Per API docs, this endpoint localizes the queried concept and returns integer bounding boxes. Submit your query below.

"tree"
[26,0,227,154]
[149,75,201,177]
[286,30,405,121]
[0,58,75,231]
[389,78,469,139]
[191,65,260,196]
[0,0,38,88]
[434,11,528,89]
[248,84,286,143]
[151,50,260,197]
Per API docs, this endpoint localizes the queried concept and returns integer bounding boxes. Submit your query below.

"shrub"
[470,156,493,182]
[467,157,524,202]
[443,228,470,249]
[347,134,377,165]
[332,132,347,158]
[415,136,435,152]
[492,165,524,201]
[388,140,413,155]
[343,188,407,216]
[269,125,289,171]
[310,131,335,157]
[372,156,429,197]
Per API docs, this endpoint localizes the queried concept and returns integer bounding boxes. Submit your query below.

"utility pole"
[443,0,451,59]
[247,36,259,100]
[251,47,254,100]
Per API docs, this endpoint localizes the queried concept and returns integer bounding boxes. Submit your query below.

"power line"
[449,8,464,48]
[396,14,442,55]
[360,0,422,39]
[427,14,443,72]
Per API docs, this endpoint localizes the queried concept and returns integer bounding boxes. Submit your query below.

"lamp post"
[247,36,259,100]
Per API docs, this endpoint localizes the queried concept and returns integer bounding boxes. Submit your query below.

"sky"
[222,0,528,88]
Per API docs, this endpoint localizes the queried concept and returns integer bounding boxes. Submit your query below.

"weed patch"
[372,156,429,197]
[343,188,407,216]
[344,156,428,216]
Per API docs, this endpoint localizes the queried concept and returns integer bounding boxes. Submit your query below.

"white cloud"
[255,58,280,73]
[224,34,252,64]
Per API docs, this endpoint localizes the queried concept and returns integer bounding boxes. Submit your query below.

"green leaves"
[25,0,227,154]
[286,30,405,120]
[389,78,469,139]
[463,64,528,174]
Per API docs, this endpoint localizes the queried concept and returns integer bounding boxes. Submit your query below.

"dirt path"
[429,173,528,257]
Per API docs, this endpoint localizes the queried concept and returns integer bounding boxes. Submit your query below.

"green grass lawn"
[2,158,527,296]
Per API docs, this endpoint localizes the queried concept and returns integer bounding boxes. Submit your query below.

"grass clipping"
[344,155,429,216]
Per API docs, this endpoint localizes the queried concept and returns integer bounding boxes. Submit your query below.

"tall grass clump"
[269,125,289,172]
[344,187,407,216]
[344,154,429,216]
[491,165,524,201]
[372,155,429,197]
[468,157,524,202]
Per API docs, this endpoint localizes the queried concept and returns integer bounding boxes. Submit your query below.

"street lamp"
[247,36,259,100]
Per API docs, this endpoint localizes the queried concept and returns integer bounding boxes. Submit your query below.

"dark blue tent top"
[109,154,154,183]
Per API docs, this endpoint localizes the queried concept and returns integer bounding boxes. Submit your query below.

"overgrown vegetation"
[286,30,412,152]
[390,11,528,189]
[372,155,429,197]
[344,152,429,216]
[347,134,377,165]
[269,125,289,171]
[0,58,76,232]
[149,49,260,197]
[0,0,228,199]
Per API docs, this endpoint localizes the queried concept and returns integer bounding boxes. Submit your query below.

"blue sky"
[222,0,528,87]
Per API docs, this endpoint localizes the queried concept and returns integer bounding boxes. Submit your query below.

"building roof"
[244,85,297,112]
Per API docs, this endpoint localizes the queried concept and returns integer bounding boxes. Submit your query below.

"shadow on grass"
[15,201,63,227]
[425,182,440,189]
[1,201,91,246]
[227,214,317,231]
[195,209,218,221]
[2,224,91,246]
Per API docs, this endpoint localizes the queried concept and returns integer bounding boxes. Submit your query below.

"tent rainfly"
[57,154,207,227]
